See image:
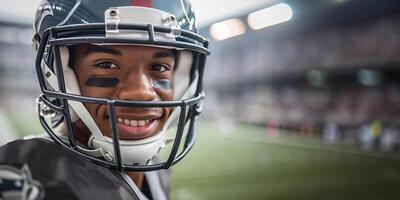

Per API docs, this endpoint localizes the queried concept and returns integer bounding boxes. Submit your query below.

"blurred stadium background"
[1,0,400,199]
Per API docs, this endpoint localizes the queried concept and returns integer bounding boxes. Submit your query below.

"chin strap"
[77,145,114,162]
[41,59,104,139]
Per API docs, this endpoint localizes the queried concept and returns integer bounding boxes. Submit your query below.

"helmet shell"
[33,0,198,46]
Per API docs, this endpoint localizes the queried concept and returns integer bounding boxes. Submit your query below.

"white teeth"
[130,120,138,126]
[138,120,145,126]
[117,118,153,127]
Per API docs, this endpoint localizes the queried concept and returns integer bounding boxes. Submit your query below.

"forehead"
[69,44,175,59]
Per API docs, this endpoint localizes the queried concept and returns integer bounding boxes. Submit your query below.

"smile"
[114,117,161,139]
[117,118,155,127]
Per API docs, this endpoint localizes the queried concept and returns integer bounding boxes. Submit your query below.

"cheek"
[152,79,172,90]
[74,65,118,97]
[83,103,109,130]
[155,88,174,101]
[78,75,117,98]
[152,79,174,100]
[81,86,115,98]
[160,107,172,125]
[82,103,99,121]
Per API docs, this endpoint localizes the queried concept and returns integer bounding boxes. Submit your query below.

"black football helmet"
[33,0,209,171]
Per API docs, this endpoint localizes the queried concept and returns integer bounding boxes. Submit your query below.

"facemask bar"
[53,45,78,149]
[107,101,122,171]
[106,99,190,171]
[37,95,200,171]
[46,23,208,54]
[36,23,209,97]
[35,23,209,171]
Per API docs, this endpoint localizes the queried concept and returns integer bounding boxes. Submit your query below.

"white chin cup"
[88,131,166,165]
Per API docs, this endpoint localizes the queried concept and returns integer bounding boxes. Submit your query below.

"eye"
[149,64,169,72]
[95,61,119,69]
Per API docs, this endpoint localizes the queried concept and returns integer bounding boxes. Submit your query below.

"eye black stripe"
[152,80,172,90]
[85,76,119,87]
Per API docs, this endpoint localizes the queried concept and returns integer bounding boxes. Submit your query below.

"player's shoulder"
[0,138,55,160]
[1,137,55,148]
[0,138,138,200]
[0,138,57,199]
[0,137,111,181]
[0,138,73,164]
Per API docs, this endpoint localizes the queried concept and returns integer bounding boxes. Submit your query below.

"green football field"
[7,114,400,200]
[170,122,400,200]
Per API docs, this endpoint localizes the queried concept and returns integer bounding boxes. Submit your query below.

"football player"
[0,0,209,199]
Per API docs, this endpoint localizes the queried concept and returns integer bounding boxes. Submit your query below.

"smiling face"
[69,44,176,143]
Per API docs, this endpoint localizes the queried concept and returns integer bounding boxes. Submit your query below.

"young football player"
[0,0,209,199]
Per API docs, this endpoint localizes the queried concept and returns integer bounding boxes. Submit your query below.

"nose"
[116,68,157,101]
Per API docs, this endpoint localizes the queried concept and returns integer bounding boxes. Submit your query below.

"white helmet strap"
[41,60,103,139]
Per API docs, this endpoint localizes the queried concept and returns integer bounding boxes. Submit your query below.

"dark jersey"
[0,138,141,200]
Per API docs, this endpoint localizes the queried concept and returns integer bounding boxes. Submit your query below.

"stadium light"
[357,69,382,86]
[247,3,293,30]
[209,18,246,41]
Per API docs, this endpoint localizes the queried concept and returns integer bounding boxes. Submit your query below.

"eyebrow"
[84,45,122,56]
[153,51,175,59]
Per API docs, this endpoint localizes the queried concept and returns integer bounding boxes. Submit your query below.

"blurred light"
[333,0,347,3]
[357,69,382,86]
[209,18,246,41]
[247,3,292,30]
[307,70,327,87]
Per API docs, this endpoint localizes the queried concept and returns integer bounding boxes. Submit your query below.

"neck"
[127,172,145,189]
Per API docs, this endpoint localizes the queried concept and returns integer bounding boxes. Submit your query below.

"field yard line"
[217,134,400,160]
